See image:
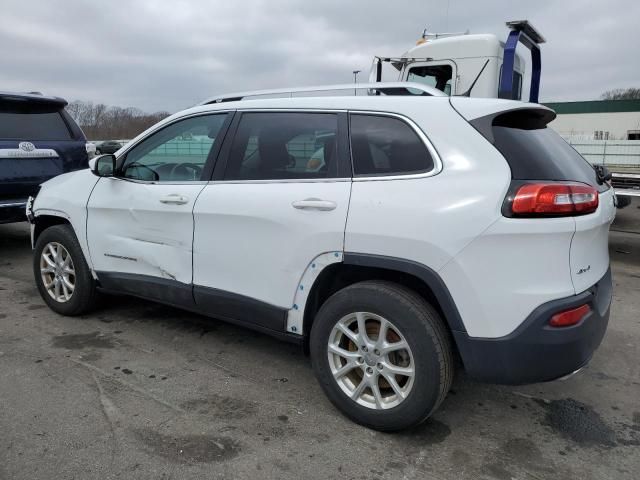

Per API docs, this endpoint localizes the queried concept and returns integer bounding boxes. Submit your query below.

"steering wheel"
[168,162,202,181]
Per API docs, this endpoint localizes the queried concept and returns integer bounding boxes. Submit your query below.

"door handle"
[159,194,189,205]
[292,198,337,211]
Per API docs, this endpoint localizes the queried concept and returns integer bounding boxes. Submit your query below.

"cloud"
[1,0,638,112]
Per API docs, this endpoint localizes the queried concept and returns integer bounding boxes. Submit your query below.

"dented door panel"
[86,177,204,284]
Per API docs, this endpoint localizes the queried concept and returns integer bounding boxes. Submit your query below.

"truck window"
[513,71,523,100]
[407,65,453,95]
[498,66,523,100]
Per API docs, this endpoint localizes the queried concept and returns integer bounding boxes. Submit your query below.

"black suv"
[0,92,88,223]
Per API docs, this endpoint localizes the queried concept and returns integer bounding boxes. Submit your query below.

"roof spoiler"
[0,91,68,108]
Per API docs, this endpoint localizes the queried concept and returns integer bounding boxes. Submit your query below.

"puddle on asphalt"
[535,398,640,448]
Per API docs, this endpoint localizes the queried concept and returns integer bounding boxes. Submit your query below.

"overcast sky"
[2,0,638,113]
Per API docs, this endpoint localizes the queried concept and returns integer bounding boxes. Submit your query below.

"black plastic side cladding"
[453,267,612,384]
[95,271,298,344]
[342,253,467,333]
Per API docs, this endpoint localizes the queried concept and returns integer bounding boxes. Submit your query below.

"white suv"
[28,83,615,431]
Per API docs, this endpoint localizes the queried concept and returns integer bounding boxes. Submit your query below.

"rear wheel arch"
[302,253,466,353]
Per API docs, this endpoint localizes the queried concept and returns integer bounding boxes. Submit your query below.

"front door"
[192,111,352,331]
[86,112,231,303]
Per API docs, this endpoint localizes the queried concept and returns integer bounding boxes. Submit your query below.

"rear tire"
[33,224,97,316]
[310,280,453,431]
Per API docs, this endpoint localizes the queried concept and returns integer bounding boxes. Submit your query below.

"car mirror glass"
[92,154,116,177]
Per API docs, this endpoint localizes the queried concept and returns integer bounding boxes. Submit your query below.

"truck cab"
[370,20,544,103]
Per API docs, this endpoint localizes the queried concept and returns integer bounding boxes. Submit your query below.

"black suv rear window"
[0,109,72,140]
[475,109,606,192]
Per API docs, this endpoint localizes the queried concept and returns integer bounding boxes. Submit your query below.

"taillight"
[510,182,599,217]
[549,304,591,327]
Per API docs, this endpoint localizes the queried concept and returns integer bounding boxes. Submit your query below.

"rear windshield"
[0,109,72,141]
[477,109,606,192]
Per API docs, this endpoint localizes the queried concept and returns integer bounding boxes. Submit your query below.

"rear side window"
[485,109,605,192]
[0,109,72,140]
[224,112,338,180]
[350,114,434,176]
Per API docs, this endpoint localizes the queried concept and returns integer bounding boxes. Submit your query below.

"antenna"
[457,59,490,97]
[420,28,469,40]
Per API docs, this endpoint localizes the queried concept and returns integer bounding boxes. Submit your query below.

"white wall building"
[545,99,640,140]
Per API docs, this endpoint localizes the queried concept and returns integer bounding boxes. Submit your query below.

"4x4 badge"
[577,265,591,275]
[19,141,35,152]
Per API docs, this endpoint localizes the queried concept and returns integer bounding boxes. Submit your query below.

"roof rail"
[198,82,446,105]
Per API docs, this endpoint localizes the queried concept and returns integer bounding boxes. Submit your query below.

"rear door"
[192,111,351,332]
[86,112,231,303]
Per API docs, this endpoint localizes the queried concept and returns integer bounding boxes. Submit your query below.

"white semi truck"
[369,20,639,205]
[369,20,543,102]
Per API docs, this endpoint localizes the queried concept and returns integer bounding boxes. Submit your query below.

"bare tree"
[65,100,170,140]
[600,88,640,100]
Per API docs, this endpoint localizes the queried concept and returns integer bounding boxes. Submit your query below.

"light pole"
[353,70,361,95]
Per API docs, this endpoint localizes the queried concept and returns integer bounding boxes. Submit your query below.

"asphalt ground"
[1,198,639,479]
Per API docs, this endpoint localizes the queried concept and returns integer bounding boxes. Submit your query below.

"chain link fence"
[566,139,640,172]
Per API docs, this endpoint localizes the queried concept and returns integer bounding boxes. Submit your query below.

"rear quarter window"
[350,114,434,177]
[473,109,607,192]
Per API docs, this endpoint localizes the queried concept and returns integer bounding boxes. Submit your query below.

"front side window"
[407,64,453,95]
[223,112,338,181]
[121,113,228,182]
[350,114,434,176]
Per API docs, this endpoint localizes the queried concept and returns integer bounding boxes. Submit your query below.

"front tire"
[33,224,97,316]
[310,281,453,431]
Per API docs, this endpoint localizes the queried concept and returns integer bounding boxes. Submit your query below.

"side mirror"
[91,154,116,177]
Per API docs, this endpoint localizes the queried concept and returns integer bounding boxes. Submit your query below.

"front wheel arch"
[33,223,97,315]
[33,215,71,246]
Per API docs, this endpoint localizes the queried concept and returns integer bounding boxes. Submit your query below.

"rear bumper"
[453,267,612,385]
[0,198,28,223]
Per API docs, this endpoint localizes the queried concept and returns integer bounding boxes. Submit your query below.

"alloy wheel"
[40,242,76,303]
[327,312,415,410]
